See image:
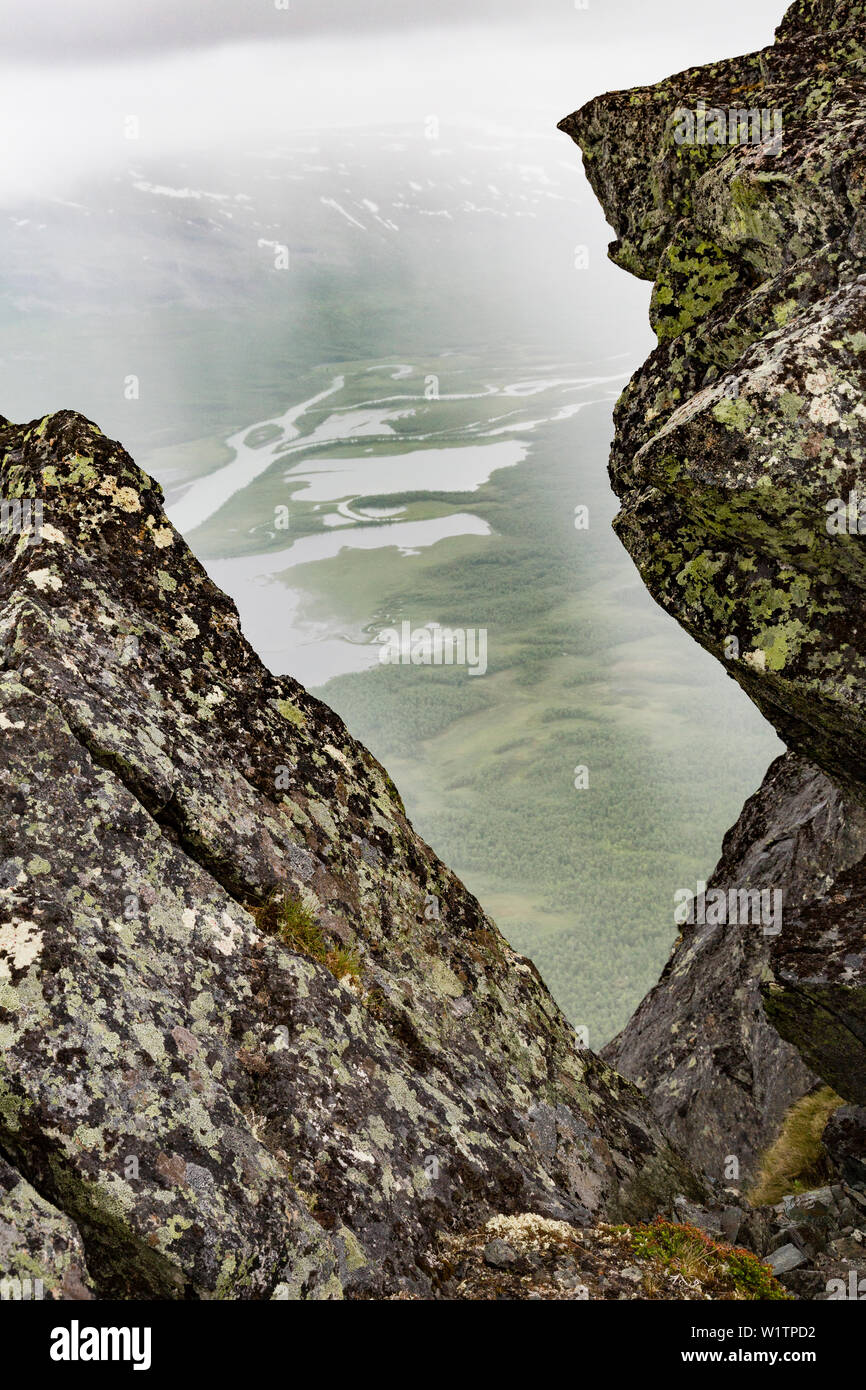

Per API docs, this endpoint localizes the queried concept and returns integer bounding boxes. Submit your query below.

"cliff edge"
[560,0,866,1179]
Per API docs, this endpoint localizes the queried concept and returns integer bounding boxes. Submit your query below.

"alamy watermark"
[673,100,783,154]
[826,492,866,533]
[1,1275,43,1300]
[826,1270,866,1300]
[0,497,43,545]
[50,1321,152,1371]
[377,621,488,676]
[674,879,783,935]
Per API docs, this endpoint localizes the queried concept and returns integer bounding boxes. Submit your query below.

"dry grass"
[749,1087,845,1206]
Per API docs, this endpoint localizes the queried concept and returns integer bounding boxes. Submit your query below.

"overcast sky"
[1,0,786,62]
[0,1,787,205]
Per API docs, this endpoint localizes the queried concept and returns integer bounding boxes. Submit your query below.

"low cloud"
[1,0,564,62]
[1,0,782,64]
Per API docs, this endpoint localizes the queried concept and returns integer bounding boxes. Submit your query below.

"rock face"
[560,0,866,785]
[604,755,866,1179]
[561,0,866,1174]
[763,856,866,1104]
[823,1106,866,1184]
[0,1156,94,1301]
[0,410,702,1299]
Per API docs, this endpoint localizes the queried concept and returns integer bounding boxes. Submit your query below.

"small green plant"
[364,988,388,1020]
[749,1087,845,1206]
[613,1218,791,1300]
[326,945,362,983]
[249,891,361,982]
[252,891,325,953]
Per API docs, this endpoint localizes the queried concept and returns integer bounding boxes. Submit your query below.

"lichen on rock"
[560,0,866,1178]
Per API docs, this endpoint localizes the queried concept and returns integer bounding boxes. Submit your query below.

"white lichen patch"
[485,1212,575,1244]
[808,395,840,426]
[805,369,833,394]
[0,919,44,980]
[743,649,767,671]
[40,524,66,544]
[101,480,141,513]
[151,526,175,549]
[26,569,63,592]
[324,743,353,772]
[211,910,243,957]
[176,615,200,642]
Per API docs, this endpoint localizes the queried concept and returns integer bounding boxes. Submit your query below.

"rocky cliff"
[603,755,866,1180]
[5,0,866,1306]
[560,0,866,1179]
[0,410,703,1300]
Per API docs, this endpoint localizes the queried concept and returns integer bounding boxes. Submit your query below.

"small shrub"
[749,1087,845,1206]
[614,1218,791,1300]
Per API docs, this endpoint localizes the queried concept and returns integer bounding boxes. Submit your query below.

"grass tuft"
[749,1087,845,1206]
[249,891,361,982]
